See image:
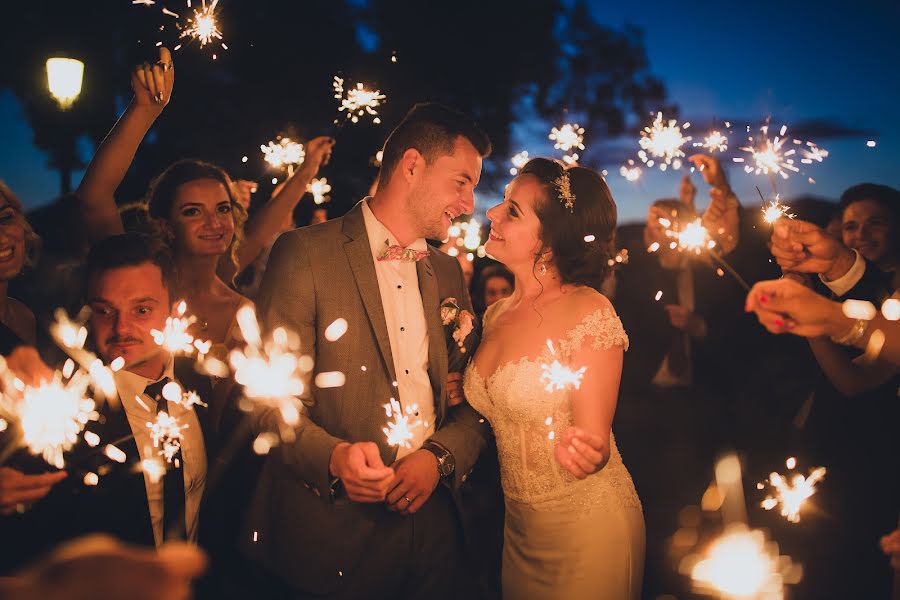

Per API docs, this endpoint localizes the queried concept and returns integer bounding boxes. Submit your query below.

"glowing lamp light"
[46,58,84,109]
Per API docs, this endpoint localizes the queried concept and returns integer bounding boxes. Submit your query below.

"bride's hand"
[554,426,609,479]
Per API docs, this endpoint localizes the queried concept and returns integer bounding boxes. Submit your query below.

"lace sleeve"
[550,308,629,361]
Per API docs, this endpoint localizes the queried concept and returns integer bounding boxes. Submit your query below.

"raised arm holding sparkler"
[219,136,335,283]
[688,153,740,255]
[76,47,175,244]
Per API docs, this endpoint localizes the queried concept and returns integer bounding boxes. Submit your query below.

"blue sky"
[3,0,898,224]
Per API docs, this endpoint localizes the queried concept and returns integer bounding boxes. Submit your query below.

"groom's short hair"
[378,103,491,188]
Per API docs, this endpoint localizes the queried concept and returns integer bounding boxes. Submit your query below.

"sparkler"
[50,309,118,402]
[307,177,332,205]
[549,124,585,153]
[761,197,795,224]
[657,216,751,291]
[261,138,305,175]
[150,300,211,357]
[382,397,422,449]
[540,341,587,392]
[180,0,223,49]
[734,125,804,189]
[333,76,386,125]
[0,364,99,469]
[148,411,185,464]
[619,160,642,182]
[759,457,826,523]
[510,151,529,176]
[638,112,692,171]
[689,524,801,599]
[229,305,309,434]
[695,130,729,153]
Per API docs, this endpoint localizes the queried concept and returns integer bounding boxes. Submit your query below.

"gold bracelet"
[830,318,868,346]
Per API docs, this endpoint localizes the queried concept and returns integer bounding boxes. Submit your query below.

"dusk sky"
[2,0,898,224]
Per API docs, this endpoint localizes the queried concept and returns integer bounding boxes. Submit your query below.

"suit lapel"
[342,204,397,385]
[417,254,448,427]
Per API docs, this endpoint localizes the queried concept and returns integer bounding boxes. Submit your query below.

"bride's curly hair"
[519,158,618,289]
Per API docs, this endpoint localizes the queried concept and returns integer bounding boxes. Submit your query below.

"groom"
[242,103,494,598]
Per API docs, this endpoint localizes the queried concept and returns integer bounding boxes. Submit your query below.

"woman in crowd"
[0,182,40,353]
[75,47,332,347]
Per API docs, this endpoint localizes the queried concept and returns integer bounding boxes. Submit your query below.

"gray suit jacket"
[241,202,491,593]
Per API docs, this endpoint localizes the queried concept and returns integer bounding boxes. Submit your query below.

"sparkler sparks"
[510,150,529,175]
[674,219,716,254]
[540,341,587,392]
[619,160,642,182]
[229,305,309,431]
[695,130,729,153]
[759,458,826,523]
[4,369,99,469]
[382,398,422,449]
[689,524,800,599]
[148,411,185,464]
[549,124,585,153]
[735,125,799,181]
[180,0,222,48]
[638,112,692,171]
[261,138,305,172]
[150,300,211,357]
[761,197,796,224]
[307,177,332,204]
[333,76,386,124]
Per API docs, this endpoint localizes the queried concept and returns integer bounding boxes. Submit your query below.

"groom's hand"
[554,427,609,480]
[329,442,396,502]
[385,450,440,516]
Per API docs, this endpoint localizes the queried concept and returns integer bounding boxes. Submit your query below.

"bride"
[464,158,644,599]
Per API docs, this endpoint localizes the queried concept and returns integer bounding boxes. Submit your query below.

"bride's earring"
[538,261,547,278]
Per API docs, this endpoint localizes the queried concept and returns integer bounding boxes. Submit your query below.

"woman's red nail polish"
[759,295,768,304]
[775,318,784,327]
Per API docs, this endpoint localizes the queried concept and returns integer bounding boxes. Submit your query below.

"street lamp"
[46,57,84,110]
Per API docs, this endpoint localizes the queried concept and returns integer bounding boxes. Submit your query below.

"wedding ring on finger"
[156,61,173,71]
[403,496,412,506]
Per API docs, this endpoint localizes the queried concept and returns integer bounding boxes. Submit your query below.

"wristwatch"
[422,440,455,478]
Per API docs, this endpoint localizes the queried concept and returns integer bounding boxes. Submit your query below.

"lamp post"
[45,57,84,193]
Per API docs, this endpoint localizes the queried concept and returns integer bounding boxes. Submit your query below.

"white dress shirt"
[113,357,207,546]
[361,199,435,459]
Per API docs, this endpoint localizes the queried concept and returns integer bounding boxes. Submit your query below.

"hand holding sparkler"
[385,450,440,515]
[771,219,856,280]
[553,426,607,480]
[0,467,67,515]
[701,187,740,255]
[328,441,395,503]
[688,153,728,189]
[2,346,53,388]
[132,47,175,109]
[745,278,849,337]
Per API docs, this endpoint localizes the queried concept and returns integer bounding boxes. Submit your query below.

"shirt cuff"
[819,249,864,297]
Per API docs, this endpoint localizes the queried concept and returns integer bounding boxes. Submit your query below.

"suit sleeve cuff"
[820,249,864,297]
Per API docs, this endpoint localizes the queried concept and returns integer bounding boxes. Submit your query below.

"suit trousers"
[226,485,464,600]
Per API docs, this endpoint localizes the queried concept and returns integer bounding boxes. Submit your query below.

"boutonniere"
[440,297,475,353]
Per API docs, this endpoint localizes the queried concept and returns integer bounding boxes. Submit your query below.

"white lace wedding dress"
[464,300,644,600]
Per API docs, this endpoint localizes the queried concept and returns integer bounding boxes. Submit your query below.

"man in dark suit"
[0,234,213,572]
[242,103,495,599]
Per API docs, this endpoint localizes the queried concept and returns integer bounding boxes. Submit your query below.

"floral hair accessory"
[554,172,575,212]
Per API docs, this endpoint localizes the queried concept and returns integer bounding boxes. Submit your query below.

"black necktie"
[144,377,187,541]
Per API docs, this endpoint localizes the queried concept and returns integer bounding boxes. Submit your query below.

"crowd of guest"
[1,47,899,600]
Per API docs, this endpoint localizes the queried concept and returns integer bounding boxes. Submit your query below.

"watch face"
[439,454,455,476]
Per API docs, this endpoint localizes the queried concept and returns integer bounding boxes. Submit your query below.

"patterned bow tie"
[377,242,429,262]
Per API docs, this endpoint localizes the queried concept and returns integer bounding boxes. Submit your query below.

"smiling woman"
[0,181,40,351]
